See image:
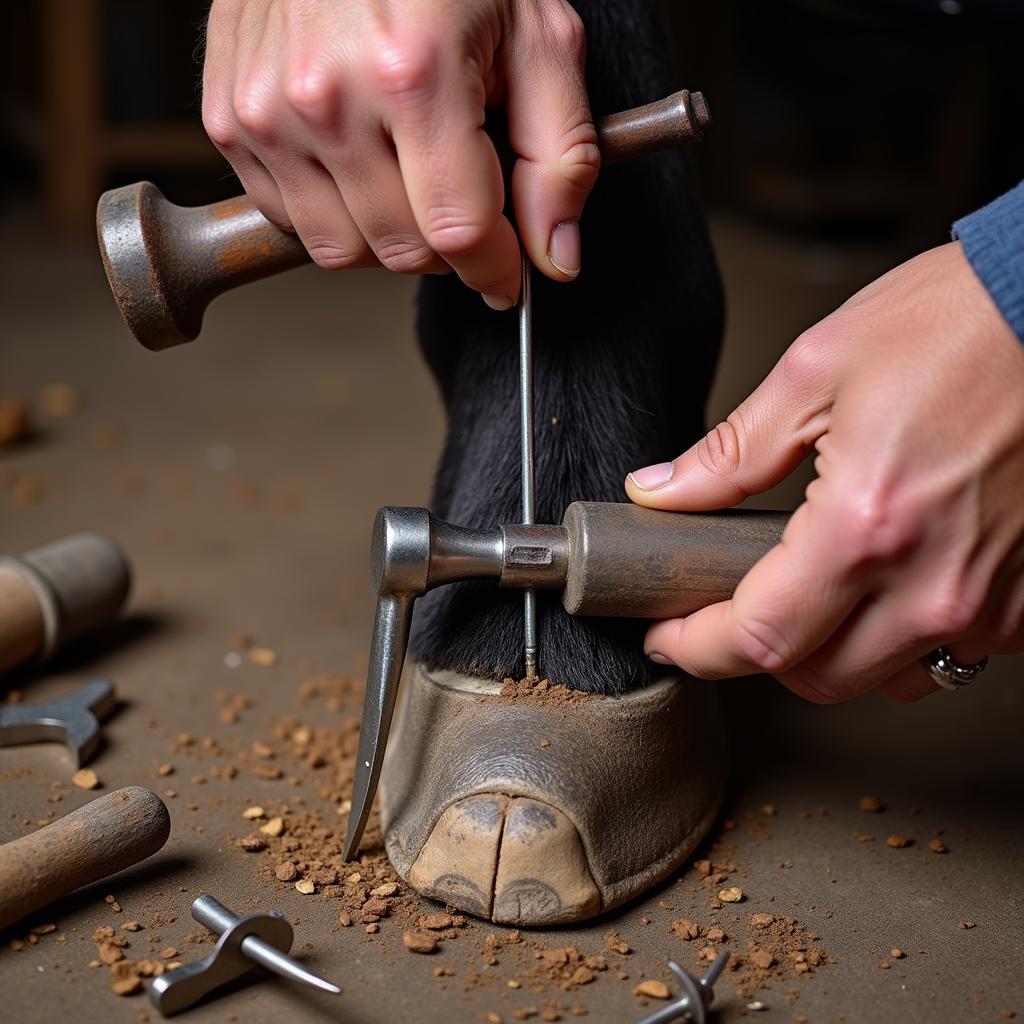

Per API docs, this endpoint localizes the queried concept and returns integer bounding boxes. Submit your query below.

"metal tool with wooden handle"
[0,787,170,931]
[343,502,788,859]
[96,90,711,351]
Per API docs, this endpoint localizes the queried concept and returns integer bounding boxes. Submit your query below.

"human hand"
[202,0,598,308]
[626,241,1024,703]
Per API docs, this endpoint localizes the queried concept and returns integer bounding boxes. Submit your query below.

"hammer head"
[97,182,205,351]
[97,182,311,352]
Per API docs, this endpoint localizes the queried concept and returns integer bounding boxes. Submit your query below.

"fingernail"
[482,293,514,311]
[646,651,674,666]
[548,221,580,278]
[628,462,674,491]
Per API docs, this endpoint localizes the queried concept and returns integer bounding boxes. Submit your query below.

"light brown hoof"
[406,794,600,924]
[380,664,725,926]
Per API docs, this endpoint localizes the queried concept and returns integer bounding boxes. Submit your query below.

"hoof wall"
[382,664,725,926]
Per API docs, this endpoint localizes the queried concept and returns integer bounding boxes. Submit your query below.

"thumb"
[626,345,833,510]
[505,5,600,282]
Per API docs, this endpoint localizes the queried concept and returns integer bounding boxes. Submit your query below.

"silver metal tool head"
[0,678,116,768]
[634,952,729,1024]
[149,895,340,1016]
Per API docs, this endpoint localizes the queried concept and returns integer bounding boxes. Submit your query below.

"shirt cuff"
[952,179,1024,344]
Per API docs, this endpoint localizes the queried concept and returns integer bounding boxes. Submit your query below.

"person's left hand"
[625,241,1024,703]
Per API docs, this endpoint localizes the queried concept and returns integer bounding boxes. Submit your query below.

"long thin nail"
[548,221,580,278]
[483,293,514,311]
[646,651,674,666]
[628,462,674,491]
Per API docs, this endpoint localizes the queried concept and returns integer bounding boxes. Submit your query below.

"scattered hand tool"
[96,89,711,351]
[634,953,730,1024]
[0,786,169,932]
[0,677,115,767]
[149,895,341,1015]
[0,533,131,676]
[343,502,789,858]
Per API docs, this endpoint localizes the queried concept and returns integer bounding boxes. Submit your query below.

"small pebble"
[633,980,670,1000]
[403,930,438,954]
[890,948,905,959]
[886,835,913,848]
[259,817,285,837]
[72,769,100,790]
[859,796,883,813]
[249,648,278,667]
[242,806,265,820]
[40,383,79,417]
[718,886,744,903]
[294,880,315,895]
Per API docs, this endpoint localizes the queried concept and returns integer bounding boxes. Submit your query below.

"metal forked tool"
[0,678,115,768]
[149,895,340,1016]
[634,953,729,1024]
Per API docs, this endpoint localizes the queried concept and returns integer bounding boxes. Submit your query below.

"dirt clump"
[499,677,598,709]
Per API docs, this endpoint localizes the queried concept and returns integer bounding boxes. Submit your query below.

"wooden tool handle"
[0,787,170,931]
[97,89,710,352]
[561,502,789,619]
[0,566,45,673]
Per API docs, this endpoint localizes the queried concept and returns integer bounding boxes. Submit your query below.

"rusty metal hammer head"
[96,182,309,351]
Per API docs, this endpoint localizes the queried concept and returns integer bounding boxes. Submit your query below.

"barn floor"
[1,206,1021,1024]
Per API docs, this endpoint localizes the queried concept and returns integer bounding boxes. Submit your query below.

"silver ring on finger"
[922,646,989,690]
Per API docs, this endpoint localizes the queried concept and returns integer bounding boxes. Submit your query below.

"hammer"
[96,90,711,350]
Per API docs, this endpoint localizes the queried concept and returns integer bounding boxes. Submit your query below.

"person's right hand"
[202,0,600,309]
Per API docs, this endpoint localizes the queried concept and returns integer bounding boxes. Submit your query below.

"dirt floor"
[1,209,1022,1024]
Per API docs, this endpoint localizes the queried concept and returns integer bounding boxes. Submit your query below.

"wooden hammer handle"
[97,89,710,352]
[0,787,170,932]
[562,503,789,619]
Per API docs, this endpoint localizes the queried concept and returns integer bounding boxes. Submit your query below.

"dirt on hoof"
[498,676,599,709]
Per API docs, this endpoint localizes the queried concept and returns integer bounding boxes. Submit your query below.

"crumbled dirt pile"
[498,676,599,708]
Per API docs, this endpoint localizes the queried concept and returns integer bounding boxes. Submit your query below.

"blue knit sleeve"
[952,180,1024,344]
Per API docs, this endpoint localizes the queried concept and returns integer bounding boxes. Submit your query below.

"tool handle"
[0,787,170,931]
[561,502,789,619]
[97,89,710,352]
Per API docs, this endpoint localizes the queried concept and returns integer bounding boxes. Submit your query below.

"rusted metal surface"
[96,90,711,352]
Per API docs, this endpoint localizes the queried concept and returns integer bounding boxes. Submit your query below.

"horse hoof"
[380,664,725,926]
